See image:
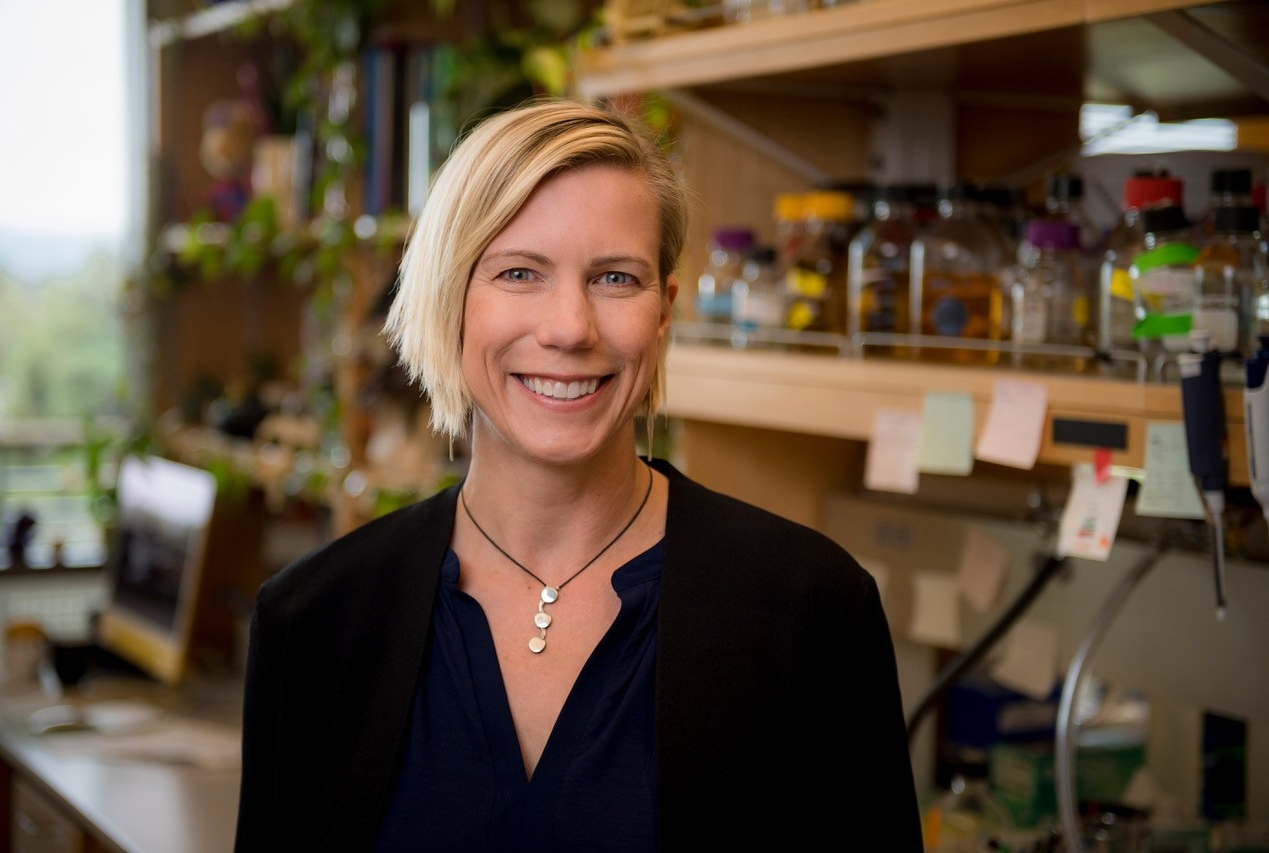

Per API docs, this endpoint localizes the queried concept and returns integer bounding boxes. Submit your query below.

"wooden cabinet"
[574,0,1269,526]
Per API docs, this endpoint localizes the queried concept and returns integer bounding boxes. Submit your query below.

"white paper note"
[865,408,922,494]
[1135,421,1207,519]
[974,378,1048,469]
[1057,463,1129,561]
[916,391,976,475]
[908,572,961,648]
[856,556,891,600]
[957,525,1010,612]
[990,620,1059,700]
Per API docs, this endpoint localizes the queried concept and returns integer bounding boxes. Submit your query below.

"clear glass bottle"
[731,245,786,349]
[1194,205,1266,355]
[848,184,919,353]
[910,182,1005,364]
[1097,171,1184,367]
[927,766,1014,852]
[1131,204,1200,362]
[723,0,810,23]
[1044,172,1102,253]
[695,226,755,327]
[773,192,806,277]
[784,189,852,336]
[1199,167,1255,242]
[1011,219,1094,371]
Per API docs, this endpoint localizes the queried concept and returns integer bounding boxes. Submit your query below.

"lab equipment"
[1245,335,1269,523]
[1178,329,1229,620]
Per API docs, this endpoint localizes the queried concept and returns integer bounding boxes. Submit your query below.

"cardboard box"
[989,740,1147,829]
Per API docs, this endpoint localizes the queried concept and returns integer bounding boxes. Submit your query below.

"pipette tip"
[1216,605,1227,622]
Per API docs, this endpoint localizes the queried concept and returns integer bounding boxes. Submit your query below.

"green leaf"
[523,45,569,95]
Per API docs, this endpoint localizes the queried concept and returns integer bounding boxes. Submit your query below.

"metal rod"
[1055,538,1169,852]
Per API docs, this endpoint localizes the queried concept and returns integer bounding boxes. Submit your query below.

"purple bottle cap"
[711,228,756,252]
[1024,219,1079,249]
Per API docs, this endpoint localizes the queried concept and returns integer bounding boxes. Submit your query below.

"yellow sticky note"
[916,391,975,476]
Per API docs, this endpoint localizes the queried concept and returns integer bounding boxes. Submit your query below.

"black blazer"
[235,459,923,851]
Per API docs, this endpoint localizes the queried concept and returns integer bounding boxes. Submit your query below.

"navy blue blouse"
[374,542,664,852]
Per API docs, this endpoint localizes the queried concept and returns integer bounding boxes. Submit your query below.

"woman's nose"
[536,280,598,349]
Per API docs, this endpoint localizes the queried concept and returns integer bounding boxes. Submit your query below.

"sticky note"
[864,408,922,494]
[1057,463,1129,561]
[1135,421,1207,519]
[990,620,1059,700]
[856,556,890,600]
[975,378,1048,469]
[908,572,961,648]
[957,525,1009,612]
[916,391,975,475]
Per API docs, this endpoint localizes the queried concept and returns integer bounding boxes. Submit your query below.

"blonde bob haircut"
[384,97,689,441]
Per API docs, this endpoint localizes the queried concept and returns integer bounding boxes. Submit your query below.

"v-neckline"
[446,544,660,786]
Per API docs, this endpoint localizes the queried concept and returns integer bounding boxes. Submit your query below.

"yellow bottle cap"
[802,190,853,222]
[774,192,806,222]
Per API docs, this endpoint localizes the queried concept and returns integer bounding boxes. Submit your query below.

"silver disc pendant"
[530,587,559,653]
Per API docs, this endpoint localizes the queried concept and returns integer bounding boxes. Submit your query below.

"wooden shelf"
[577,0,1268,120]
[149,0,295,46]
[664,342,1250,486]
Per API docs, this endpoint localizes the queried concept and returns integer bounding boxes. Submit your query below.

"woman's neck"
[459,434,652,566]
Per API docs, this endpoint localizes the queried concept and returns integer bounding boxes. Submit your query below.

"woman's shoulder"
[658,460,841,550]
[256,483,458,614]
[655,460,882,628]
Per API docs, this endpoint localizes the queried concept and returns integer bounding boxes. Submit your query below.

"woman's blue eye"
[504,268,531,281]
[602,271,634,285]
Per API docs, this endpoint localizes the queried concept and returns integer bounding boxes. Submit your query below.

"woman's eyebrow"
[591,254,655,271]
[478,248,553,266]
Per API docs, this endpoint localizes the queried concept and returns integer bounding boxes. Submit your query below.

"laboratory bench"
[0,674,242,853]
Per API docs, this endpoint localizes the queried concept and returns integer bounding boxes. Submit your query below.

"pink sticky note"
[974,378,1047,469]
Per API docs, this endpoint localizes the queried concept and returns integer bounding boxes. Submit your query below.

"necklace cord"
[459,467,654,591]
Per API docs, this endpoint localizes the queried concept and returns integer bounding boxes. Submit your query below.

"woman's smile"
[517,375,604,401]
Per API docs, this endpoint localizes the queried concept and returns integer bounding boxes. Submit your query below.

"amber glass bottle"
[910,183,1004,364]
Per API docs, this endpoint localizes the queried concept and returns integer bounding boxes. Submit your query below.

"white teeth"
[523,377,599,400]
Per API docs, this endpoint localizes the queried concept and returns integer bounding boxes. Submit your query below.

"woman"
[235,98,922,851]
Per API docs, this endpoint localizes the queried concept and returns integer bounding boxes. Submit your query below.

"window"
[0,1,144,569]
[1081,103,1238,156]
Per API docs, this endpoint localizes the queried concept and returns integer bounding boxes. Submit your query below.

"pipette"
[1179,329,1228,619]
[1245,335,1269,523]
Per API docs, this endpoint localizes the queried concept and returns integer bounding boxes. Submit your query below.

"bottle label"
[1018,298,1047,344]
[1192,295,1239,352]
[1133,313,1191,340]
[786,300,818,331]
[861,271,904,333]
[1072,296,1090,331]
[1109,268,1135,302]
[696,293,733,322]
[788,267,828,298]
[1138,267,1196,315]
[932,296,970,336]
[735,291,787,329]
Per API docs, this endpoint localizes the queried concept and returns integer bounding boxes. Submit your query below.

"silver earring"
[646,409,655,462]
